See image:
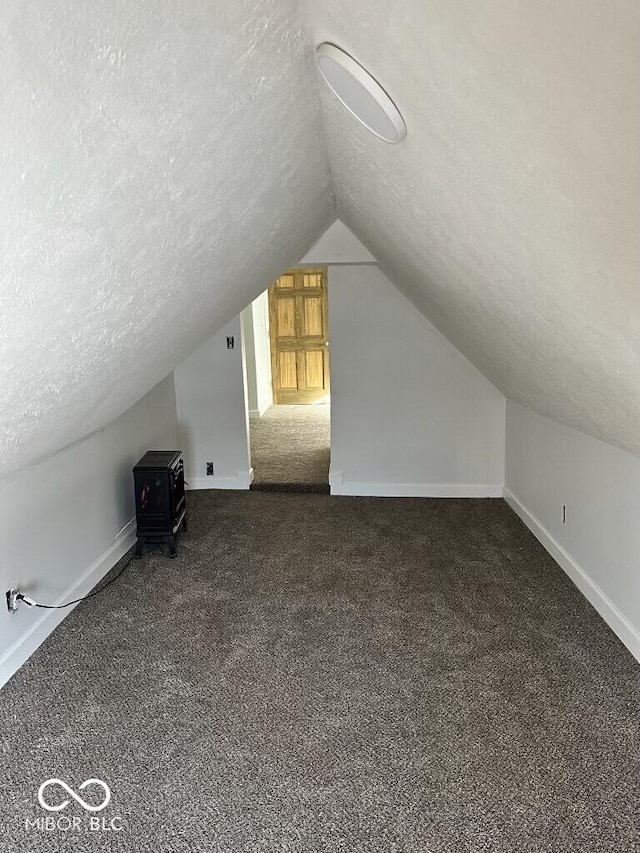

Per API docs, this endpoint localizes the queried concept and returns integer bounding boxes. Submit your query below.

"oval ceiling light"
[315,43,406,144]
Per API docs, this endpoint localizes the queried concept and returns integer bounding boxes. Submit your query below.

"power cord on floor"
[16,551,136,610]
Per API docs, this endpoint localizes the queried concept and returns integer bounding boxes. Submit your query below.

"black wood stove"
[133,451,187,558]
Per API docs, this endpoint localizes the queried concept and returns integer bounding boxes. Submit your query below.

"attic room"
[0,1,638,850]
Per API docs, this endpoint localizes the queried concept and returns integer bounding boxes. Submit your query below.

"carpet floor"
[249,404,330,492]
[0,491,638,853]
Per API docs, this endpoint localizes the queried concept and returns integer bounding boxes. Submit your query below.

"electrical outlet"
[206,462,214,476]
[6,589,20,614]
[561,504,567,525]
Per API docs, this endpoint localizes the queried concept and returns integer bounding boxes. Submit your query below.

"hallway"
[249,404,330,492]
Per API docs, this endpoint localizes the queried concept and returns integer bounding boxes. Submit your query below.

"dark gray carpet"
[0,491,638,853]
[249,404,330,492]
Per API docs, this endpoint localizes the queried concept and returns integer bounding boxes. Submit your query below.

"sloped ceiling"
[0,0,334,476]
[305,0,640,456]
[2,0,638,476]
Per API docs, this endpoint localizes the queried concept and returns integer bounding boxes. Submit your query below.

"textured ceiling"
[0,0,334,476]
[3,0,639,476]
[304,0,640,456]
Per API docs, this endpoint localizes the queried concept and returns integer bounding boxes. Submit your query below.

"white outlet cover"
[315,43,406,143]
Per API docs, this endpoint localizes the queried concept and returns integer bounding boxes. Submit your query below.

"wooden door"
[268,268,329,404]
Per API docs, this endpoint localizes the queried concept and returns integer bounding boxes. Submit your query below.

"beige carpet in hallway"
[249,404,330,491]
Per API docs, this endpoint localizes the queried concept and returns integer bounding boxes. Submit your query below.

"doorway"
[269,267,330,404]
[244,268,331,492]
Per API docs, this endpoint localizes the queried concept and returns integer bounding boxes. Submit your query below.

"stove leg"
[134,539,143,560]
[168,535,177,558]
[182,516,188,531]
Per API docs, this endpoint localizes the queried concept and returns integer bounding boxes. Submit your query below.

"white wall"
[505,401,640,662]
[0,374,179,688]
[241,291,273,419]
[328,266,506,496]
[174,317,252,490]
[174,224,505,499]
[299,220,376,265]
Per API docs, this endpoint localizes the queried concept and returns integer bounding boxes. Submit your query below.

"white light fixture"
[315,42,406,144]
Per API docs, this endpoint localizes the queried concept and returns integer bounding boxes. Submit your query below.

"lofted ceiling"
[0,0,334,476]
[2,0,639,476]
[305,0,640,456]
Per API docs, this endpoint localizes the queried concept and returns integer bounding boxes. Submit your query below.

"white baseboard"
[186,468,254,491]
[249,402,271,420]
[0,526,137,689]
[329,470,503,498]
[504,487,640,663]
